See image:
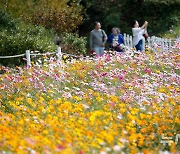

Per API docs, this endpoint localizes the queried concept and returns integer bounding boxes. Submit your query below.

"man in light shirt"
[132,20,148,51]
[90,22,107,57]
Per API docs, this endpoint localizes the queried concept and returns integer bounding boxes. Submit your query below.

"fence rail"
[0,34,179,67]
[0,53,25,59]
[0,48,61,67]
[123,33,180,51]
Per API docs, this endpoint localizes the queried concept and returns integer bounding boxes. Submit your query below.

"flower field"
[0,44,180,153]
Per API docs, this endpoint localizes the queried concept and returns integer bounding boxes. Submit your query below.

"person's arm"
[121,35,124,44]
[140,21,148,29]
[90,32,93,50]
[144,21,148,33]
[102,30,108,44]
[108,34,113,48]
[118,34,124,44]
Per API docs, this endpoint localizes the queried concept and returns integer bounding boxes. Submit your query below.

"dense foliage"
[0,0,83,34]
[0,9,16,30]
[62,33,87,55]
[0,10,57,66]
[80,0,180,36]
[0,9,87,66]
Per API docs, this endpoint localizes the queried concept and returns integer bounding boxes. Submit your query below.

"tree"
[0,0,84,34]
[79,0,180,35]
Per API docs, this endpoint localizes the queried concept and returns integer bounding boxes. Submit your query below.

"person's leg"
[139,40,143,51]
[94,47,100,56]
[99,47,104,56]
[135,40,143,51]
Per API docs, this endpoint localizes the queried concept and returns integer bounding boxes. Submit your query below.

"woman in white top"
[132,20,148,51]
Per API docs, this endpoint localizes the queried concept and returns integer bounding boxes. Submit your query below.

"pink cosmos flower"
[109,102,115,107]
[0,83,6,90]
[56,145,65,152]
[100,72,107,77]
[118,75,124,80]
[106,54,111,62]
[79,150,85,154]
[144,67,151,75]
[25,138,35,146]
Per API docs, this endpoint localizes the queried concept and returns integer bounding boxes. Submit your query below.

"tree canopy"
[80,0,180,35]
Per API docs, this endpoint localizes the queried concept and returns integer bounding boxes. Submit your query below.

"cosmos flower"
[0,42,179,153]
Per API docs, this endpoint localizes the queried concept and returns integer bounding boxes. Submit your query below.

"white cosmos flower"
[105,147,111,152]
[100,151,107,154]
[113,145,121,151]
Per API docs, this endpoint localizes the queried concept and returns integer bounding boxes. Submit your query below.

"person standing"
[132,20,148,51]
[90,22,107,57]
[108,27,124,52]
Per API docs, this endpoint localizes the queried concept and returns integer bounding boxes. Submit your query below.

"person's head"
[132,20,139,28]
[112,27,120,36]
[94,22,101,30]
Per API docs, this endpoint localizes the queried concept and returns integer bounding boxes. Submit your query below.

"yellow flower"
[42,130,49,135]
[74,96,81,101]
[96,96,101,102]
[140,113,146,119]
[96,138,104,144]
[158,87,166,93]
[27,98,32,104]
[60,148,76,154]
[39,96,44,103]
[131,108,139,115]
[16,97,23,102]
[89,115,96,123]
[155,69,161,74]
[124,83,129,88]
[110,95,118,102]
[56,98,62,104]
[120,108,125,114]
[129,134,137,142]
[129,86,133,90]
[127,114,136,121]
[16,101,20,106]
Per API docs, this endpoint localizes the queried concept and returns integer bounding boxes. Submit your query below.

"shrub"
[0,9,16,30]
[0,21,56,66]
[30,5,83,34]
[0,0,84,34]
[161,25,180,38]
[62,33,87,55]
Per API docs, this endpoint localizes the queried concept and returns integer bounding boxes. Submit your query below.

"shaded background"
[79,0,180,36]
[0,0,179,66]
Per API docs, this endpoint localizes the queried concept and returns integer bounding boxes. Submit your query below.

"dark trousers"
[135,40,143,51]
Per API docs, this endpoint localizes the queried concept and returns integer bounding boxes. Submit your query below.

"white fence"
[0,34,179,67]
[0,47,62,67]
[123,33,180,51]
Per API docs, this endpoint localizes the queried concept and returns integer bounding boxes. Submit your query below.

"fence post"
[151,36,155,47]
[57,46,62,61]
[26,50,31,66]
[168,39,172,51]
[124,33,127,46]
[127,34,130,48]
[147,37,151,48]
[161,38,164,51]
[129,35,132,49]
[164,38,168,51]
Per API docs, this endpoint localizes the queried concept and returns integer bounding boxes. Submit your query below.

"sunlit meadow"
[0,42,180,153]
